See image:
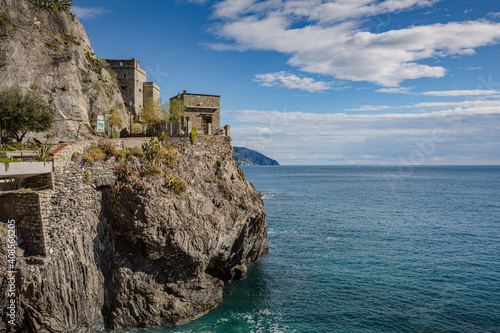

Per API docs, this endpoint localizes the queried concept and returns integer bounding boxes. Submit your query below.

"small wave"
[262,192,279,199]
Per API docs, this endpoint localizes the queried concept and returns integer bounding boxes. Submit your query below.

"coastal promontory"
[0,1,268,331]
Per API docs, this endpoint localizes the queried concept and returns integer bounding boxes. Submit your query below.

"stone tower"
[105,59,160,119]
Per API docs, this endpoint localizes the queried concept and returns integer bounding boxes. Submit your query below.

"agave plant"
[37,144,53,162]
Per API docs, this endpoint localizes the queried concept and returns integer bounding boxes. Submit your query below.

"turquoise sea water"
[141,166,500,333]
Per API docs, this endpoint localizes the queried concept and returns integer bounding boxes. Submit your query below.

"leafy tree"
[0,88,56,142]
[142,98,167,136]
[105,106,124,138]
[169,98,185,122]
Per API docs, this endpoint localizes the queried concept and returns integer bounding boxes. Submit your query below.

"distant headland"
[233,147,280,166]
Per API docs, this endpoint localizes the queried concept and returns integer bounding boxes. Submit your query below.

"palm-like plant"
[37,144,52,162]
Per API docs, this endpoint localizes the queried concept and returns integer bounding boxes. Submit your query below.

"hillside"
[0,0,127,143]
[234,146,280,166]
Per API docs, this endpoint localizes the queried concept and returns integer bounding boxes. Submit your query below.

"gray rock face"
[0,136,268,332]
[0,0,127,143]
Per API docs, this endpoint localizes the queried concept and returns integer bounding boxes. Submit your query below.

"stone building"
[170,91,221,135]
[105,59,160,119]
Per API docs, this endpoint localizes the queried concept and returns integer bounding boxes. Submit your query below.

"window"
[120,62,123,66]
[139,88,142,93]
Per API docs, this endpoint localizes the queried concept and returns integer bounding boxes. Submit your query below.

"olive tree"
[0,88,56,142]
[169,98,185,122]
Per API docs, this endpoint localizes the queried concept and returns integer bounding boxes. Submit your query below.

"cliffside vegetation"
[82,137,186,196]
[29,0,72,14]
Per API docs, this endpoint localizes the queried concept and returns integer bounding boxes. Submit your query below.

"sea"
[139,166,500,333]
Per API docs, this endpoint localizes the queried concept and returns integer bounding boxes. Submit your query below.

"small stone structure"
[170,91,221,135]
[105,59,161,119]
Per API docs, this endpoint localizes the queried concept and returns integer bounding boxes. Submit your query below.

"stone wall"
[51,138,150,173]
[15,191,52,256]
[0,193,15,219]
[23,172,54,190]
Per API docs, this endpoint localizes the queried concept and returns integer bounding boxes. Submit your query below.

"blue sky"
[72,0,500,165]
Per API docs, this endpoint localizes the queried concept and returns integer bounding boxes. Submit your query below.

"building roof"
[170,92,221,99]
[185,105,218,110]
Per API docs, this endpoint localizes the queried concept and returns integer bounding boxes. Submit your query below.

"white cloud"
[487,12,500,19]
[207,1,500,86]
[346,105,394,111]
[422,90,500,96]
[253,71,333,92]
[457,66,483,71]
[72,6,109,20]
[214,0,439,22]
[376,87,412,94]
[347,98,500,111]
[227,107,500,165]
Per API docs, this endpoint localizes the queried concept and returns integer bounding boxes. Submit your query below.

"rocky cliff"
[0,0,127,143]
[0,136,268,332]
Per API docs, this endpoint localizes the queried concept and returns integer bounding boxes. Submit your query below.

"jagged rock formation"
[0,0,127,143]
[0,136,268,332]
[234,146,280,166]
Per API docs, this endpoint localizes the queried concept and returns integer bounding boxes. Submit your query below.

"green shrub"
[83,170,94,182]
[115,162,128,179]
[143,163,163,179]
[45,42,59,50]
[190,126,198,145]
[143,137,164,166]
[1,141,29,151]
[115,149,126,160]
[0,11,9,27]
[85,48,102,73]
[64,31,80,45]
[128,170,148,191]
[125,146,144,160]
[157,132,168,144]
[83,143,105,164]
[98,139,118,157]
[166,176,188,195]
[165,152,177,167]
